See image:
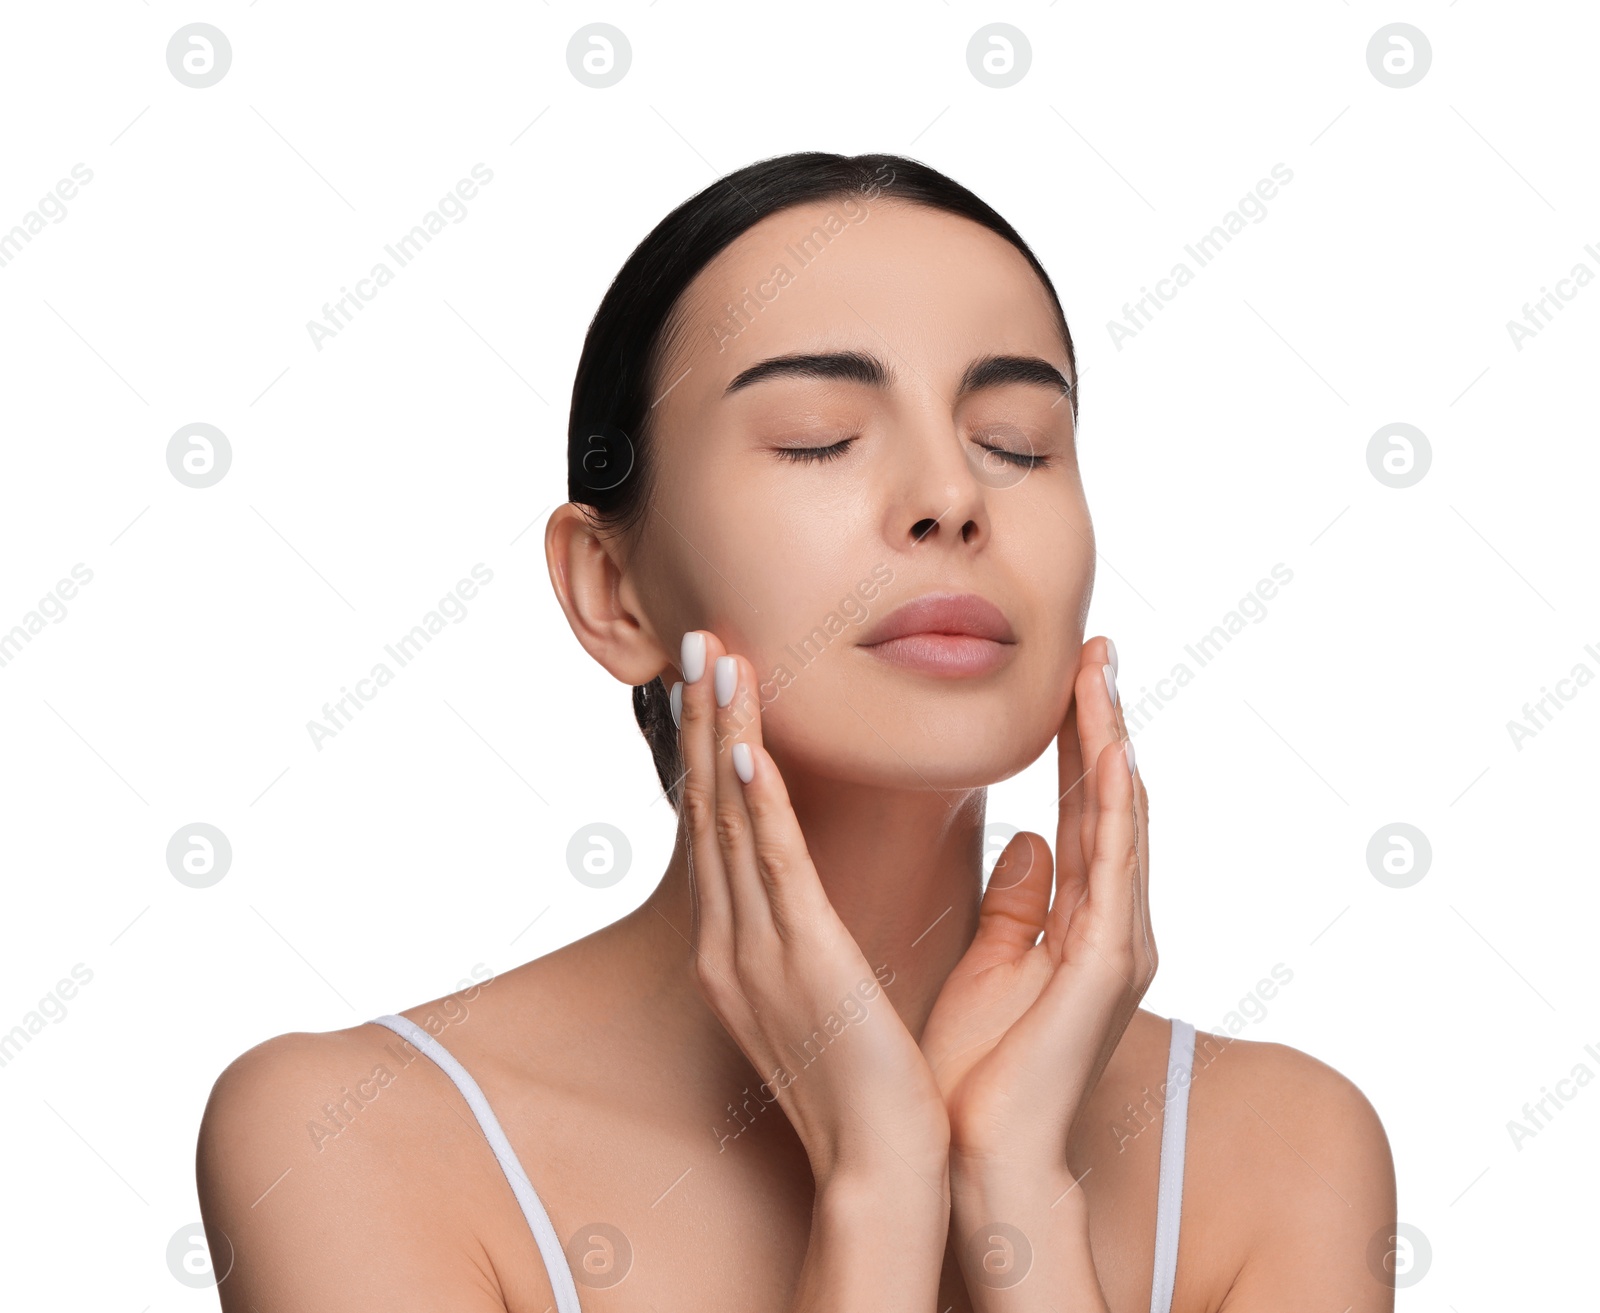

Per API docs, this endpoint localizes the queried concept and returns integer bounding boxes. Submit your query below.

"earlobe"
[545,503,670,686]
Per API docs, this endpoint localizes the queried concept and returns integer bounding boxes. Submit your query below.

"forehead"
[657,199,1069,411]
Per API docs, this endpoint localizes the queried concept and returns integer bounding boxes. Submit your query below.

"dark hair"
[566,151,1078,810]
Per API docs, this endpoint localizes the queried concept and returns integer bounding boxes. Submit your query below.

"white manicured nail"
[670,681,683,728]
[1103,663,1119,707]
[681,631,706,683]
[715,655,737,708]
[1124,738,1137,776]
[1106,638,1119,676]
[733,741,754,784]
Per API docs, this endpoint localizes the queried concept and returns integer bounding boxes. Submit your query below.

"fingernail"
[681,631,706,683]
[1106,638,1119,676]
[733,741,754,784]
[714,655,737,708]
[670,681,683,728]
[1124,738,1137,776]
[1103,663,1119,707]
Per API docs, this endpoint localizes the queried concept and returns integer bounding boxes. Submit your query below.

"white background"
[1,2,1595,1307]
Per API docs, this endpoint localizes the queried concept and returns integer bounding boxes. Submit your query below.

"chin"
[769,700,1049,796]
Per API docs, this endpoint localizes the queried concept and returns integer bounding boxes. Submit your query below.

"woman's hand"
[673,629,952,1193]
[919,635,1154,1172]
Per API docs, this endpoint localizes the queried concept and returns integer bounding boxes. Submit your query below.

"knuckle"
[714,805,747,848]
[1097,939,1138,981]
[682,781,715,833]
[693,951,734,1000]
[732,938,768,983]
[753,838,793,886]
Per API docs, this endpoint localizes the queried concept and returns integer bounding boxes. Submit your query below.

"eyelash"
[775,436,1049,468]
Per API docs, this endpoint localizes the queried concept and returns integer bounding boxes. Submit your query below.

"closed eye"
[773,435,1051,468]
[981,445,1049,469]
[774,436,857,463]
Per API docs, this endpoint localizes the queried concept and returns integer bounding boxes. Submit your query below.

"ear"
[544,503,673,686]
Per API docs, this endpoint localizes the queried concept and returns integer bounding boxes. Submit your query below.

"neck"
[617,773,990,1064]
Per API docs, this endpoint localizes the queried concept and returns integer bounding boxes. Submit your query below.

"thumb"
[966,831,1053,967]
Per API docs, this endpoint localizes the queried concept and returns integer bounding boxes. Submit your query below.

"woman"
[197,152,1396,1311]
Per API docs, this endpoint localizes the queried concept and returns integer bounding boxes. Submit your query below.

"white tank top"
[369,1013,1197,1313]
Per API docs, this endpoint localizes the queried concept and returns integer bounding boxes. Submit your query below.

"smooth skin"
[196,198,1396,1311]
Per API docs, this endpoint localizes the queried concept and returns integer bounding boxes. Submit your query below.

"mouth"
[857,592,1017,677]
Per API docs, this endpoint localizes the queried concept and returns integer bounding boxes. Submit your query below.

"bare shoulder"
[1185,1027,1397,1312]
[195,1015,514,1311]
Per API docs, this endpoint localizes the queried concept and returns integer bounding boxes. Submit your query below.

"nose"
[897,413,990,550]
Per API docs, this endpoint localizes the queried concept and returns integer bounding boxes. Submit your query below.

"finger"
[1130,745,1154,971]
[729,730,835,943]
[709,648,778,946]
[677,629,733,951]
[1055,661,1088,886]
[1072,637,1121,873]
[1099,644,1153,959]
[1084,736,1139,945]
[968,831,1053,966]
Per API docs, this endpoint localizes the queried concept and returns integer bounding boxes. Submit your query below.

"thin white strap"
[1149,1017,1195,1313]
[369,1014,583,1313]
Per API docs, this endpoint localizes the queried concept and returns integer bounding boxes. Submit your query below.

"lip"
[859,592,1017,646]
[857,592,1017,677]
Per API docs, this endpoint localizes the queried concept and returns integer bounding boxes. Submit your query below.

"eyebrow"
[721,350,1073,402]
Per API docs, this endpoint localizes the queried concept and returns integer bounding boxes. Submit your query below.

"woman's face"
[630,197,1095,791]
